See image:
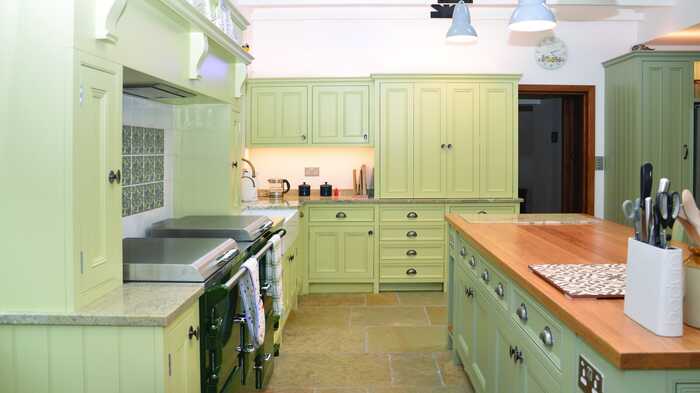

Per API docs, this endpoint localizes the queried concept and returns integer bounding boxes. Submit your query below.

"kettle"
[268,178,291,200]
[241,169,257,202]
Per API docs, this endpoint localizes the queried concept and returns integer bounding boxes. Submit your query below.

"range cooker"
[123,215,281,393]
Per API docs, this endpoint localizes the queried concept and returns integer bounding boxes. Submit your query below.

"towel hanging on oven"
[239,257,265,348]
[266,233,284,316]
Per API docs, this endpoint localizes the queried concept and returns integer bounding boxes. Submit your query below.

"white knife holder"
[624,238,684,337]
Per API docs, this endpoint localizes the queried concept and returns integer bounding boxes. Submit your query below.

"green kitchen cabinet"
[379,83,415,198]
[471,284,494,393]
[414,83,447,197]
[453,263,474,371]
[479,82,516,199]
[312,85,370,144]
[494,316,522,393]
[249,86,309,145]
[308,225,375,281]
[604,51,699,224]
[446,83,480,198]
[164,303,201,393]
[74,53,123,308]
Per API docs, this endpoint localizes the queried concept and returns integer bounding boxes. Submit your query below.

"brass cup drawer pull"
[406,211,418,219]
[406,230,418,238]
[468,256,476,268]
[406,249,417,257]
[336,212,347,219]
[539,326,554,347]
[494,282,505,299]
[481,270,490,283]
[406,268,418,276]
[516,303,528,322]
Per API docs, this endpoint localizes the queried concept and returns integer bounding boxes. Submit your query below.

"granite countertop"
[0,283,203,327]
[243,191,522,210]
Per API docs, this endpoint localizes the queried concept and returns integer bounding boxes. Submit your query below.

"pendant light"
[446,0,478,43]
[509,0,557,32]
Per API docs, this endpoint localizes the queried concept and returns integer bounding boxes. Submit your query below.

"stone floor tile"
[433,352,471,387]
[299,294,367,307]
[389,353,442,386]
[397,292,448,306]
[315,388,369,393]
[351,307,429,327]
[281,327,365,353]
[286,307,352,329]
[366,293,400,306]
[370,387,471,393]
[367,326,447,353]
[269,353,391,388]
[426,306,448,325]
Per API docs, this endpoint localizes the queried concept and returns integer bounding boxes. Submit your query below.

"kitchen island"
[446,213,700,393]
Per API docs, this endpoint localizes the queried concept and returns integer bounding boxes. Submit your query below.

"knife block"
[624,238,684,337]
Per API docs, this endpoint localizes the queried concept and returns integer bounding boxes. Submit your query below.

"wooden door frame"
[518,84,596,215]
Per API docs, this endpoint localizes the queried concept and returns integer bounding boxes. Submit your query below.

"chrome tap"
[241,158,256,178]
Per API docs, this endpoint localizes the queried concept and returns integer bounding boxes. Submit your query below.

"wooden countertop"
[446,213,700,370]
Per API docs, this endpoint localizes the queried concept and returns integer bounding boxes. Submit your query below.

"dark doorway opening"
[518,85,595,215]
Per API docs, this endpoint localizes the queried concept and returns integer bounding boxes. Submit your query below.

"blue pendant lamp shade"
[446,0,478,43]
[509,0,557,32]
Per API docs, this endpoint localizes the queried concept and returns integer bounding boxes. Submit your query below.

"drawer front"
[480,262,510,312]
[380,205,445,223]
[512,287,564,370]
[456,240,479,276]
[449,204,517,215]
[380,225,444,242]
[380,242,444,260]
[309,206,375,222]
[380,262,444,281]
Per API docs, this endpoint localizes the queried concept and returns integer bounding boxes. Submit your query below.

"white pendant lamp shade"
[509,0,557,32]
[446,0,478,43]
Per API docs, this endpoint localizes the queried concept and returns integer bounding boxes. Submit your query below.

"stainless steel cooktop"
[149,215,273,242]
[123,237,240,283]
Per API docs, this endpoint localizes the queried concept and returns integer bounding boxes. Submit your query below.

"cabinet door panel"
[308,227,342,278]
[380,83,414,198]
[414,83,446,197]
[165,305,200,393]
[251,89,277,141]
[342,228,373,278]
[250,86,308,145]
[314,88,341,140]
[454,266,473,367]
[447,83,479,198]
[342,88,369,142]
[280,88,309,142]
[76,61,122,304]
[480,83,515,198]
[312,86,370,144]
[494,318,523,393]
[471,289,493,393]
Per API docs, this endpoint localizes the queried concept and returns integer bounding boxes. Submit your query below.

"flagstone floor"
[262,292,475,393]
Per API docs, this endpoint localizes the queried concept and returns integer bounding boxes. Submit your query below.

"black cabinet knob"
[188,326,199,340]
[368,230,374,236]
[108,169,121,184]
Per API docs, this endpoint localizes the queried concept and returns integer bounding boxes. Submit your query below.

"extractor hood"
[123,67,196,101]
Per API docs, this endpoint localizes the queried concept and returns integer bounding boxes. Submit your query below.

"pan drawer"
[379,205,445,223]
[380,262,444,282]
[380,225,444,242]
[380,242,444,260]
[308,206,375,222]
[512,286,565,371]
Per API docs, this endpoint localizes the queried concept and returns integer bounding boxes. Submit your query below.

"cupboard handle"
[509,345,516,359]
[478,210,487,215]
[495,282,504,299]
[447,143,453,149]
[363,133,368,141]
[459,247,467,257]
[468,256,476,267]
[481,270,490,283]
[188,326,199,340]
[407,211,418,219]
[516,303,528,322]
[336,212,347,219]
[406,249,417,256]
[683,144,689,160]
[539,326,554,347]
[108,169,121,184]
[406,268,417,276]
[441,143,446,149]
[465,287,474,298]
[232,161,238,168]
[368,230,374,236]
[406,230,418,238]
[301,134,307,141]
[514,348,524,363]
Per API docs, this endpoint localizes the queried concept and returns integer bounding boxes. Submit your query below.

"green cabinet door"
[479,83,515,198]
[494,316,523,393]
[414,83,447,198]
[312,85,370,144]
[446,83,480,198]
[230,109,243,207]
[164,304,201,393]
[75,57,122,307]
[250,86,309,145]
[642,61,693,194]
[471,288,494,393]
[453,265,474,369]
[380,83,414,198]
[308,225,374,281]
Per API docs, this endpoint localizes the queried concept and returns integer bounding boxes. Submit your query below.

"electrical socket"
[305,167,320,177]
[577,355,603,393]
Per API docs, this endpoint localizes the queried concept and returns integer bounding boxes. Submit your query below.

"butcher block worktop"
[446,213,700,370]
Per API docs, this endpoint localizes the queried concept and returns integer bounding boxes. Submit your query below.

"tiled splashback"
[122,125,165,217]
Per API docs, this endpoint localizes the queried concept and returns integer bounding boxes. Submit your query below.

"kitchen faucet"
[241,158,256,178]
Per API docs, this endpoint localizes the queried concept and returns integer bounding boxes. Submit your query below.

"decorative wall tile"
[122,125,165,217]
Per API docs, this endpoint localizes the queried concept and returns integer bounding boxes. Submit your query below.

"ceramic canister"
[320,182,333,197]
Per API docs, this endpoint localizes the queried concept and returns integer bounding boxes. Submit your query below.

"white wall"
[638,0,700,44]
[122,95,176,237]
[244,9,640,216]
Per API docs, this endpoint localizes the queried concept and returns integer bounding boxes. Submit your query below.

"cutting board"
[528,263,626,299]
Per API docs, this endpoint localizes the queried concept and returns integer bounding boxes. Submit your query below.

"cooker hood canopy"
[123,67,196,101]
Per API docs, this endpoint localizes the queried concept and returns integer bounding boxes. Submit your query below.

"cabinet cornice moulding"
[237,0,672,7]
[96,0,128,43]
[189,32,209,80]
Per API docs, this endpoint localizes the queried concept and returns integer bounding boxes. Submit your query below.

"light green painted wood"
[250,86,309,145]
[308,225,375,281]
[472,285,494,393]
[379,83,414,197]
[446,83,480,198]
[164,303,200,393]
[312,85,370,144]
[414,83,447,197]
[448,203,519,215]
[308,206,375,222]
[494,315,521,393]
[479,82,516,199]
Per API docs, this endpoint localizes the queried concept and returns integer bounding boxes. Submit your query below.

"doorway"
[518,85,595,215]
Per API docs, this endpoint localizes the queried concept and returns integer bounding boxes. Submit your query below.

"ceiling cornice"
[236,0,673,7]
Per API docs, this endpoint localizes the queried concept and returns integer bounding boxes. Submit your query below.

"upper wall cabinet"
[246,79,373,147]
[376,76,519,199]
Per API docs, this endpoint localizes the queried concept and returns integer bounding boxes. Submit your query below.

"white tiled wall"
[122,95,175,238]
